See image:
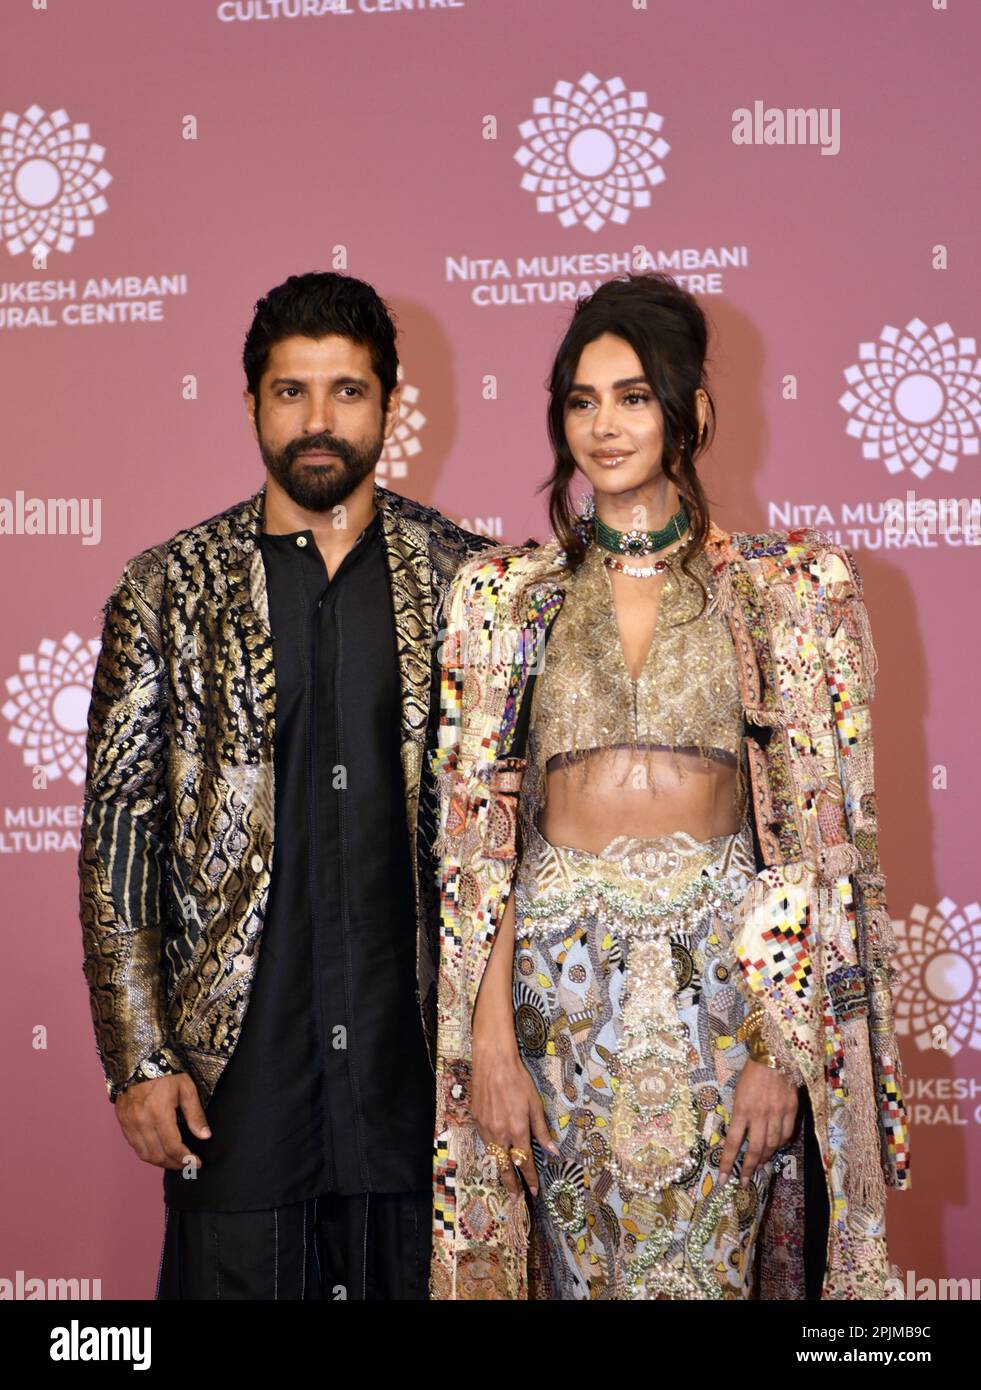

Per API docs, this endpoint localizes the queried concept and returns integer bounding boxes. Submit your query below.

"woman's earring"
[578,491,596,520]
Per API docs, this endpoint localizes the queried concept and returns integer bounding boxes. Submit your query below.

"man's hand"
[718,1058,800,1187]
[115,1073,211,1172]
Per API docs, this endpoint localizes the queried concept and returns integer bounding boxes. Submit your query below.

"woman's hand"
[471,1032,560,1200]
[718,1058,800,1187]
[469,887,560,1200]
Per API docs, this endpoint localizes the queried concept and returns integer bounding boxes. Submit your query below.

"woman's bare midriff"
[536,745,746,853]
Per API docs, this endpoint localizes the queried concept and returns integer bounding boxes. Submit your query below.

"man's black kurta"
[164,508,436,1211]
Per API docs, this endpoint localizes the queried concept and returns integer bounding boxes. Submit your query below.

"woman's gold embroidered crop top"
[526,541,745,790]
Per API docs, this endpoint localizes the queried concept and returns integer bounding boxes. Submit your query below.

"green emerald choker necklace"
[593,503,690,557]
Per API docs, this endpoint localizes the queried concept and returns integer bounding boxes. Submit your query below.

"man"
[78,271,495,1299]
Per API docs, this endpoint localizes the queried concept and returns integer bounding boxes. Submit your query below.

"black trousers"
[155,1190,432,1300]
[802,1087,831,1299]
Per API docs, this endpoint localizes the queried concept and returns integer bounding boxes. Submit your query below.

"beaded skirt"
[512,815,783,1300]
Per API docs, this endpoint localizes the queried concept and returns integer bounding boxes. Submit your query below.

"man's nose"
[301,393,336,436]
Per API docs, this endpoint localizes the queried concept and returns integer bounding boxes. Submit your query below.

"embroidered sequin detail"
[516,865,741,940]
[528,543,744,794]
[516,819,785,1298]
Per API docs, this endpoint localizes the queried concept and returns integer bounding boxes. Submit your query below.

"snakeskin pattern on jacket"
[78,481,494,1103]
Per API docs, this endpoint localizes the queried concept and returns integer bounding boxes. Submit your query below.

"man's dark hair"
[243,271,399,415]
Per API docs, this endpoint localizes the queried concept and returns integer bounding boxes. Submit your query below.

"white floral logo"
[378,366,424,482]
[838,318,981,479]
[3,633,99,786]
[514,71,669,232]
[892,898,981,1055]
[0,105,111,258]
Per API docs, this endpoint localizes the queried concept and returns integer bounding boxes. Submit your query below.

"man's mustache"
[285,435,352,463]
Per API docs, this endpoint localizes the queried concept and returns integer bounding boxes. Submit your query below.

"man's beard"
[258,425,383,512]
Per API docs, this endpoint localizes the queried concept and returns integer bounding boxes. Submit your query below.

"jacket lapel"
[222,485,275,708]
[704,520,804,866]
[374,483,433,851]
[214,486,276,838]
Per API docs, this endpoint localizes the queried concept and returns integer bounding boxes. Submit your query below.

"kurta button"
[250,853,264,872]
[296,536,308,547]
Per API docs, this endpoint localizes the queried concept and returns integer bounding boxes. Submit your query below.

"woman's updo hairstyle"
[541,271,717,577]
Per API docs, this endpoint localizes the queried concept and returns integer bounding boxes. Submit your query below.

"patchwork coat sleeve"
[429,557,533,1299]
[819,542,910,1189]
[431,569,468,846]
[78,558,186,1102]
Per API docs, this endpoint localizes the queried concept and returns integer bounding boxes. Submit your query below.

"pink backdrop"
[1,0,978,1299]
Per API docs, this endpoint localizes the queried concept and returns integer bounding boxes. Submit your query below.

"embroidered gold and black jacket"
[78,482,494,1104]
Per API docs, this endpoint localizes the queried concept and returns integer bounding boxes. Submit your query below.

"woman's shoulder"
[725,523,856,579]
[717,527,866,630]
[448,536,566,602]
[724,523,834,557]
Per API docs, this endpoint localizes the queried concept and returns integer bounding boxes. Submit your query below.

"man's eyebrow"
[268,374,375,389]
[568,376,649,392]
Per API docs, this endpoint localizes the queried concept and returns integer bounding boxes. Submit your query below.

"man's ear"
[383,382,402,441]
[244,388,259,440]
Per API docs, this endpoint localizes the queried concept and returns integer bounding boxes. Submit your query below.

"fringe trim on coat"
[817,840,865,883]
[770,579,806,632]
[840,1015,889,1214]
[743,703,793,729]
[864,903,898,958]
[704,561,736,621]
[852,596,879,702]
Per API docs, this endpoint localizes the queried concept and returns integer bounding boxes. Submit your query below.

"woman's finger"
[509,1122,538,1197]
[476,1122,521,1198]
[759,1114,783,1169]
[782,1110,798,1148]
[740,1114,767,1185]
[754,1111,787,1175]
[718,1109,748,1184]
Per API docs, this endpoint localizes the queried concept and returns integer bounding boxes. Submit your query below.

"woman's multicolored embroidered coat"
[428,521,910,1300]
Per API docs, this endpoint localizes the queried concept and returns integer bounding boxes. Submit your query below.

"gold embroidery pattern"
[79,483,492,1102]
[526,544,744,806]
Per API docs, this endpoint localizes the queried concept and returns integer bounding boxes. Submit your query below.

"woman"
[429,273,909,1301]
